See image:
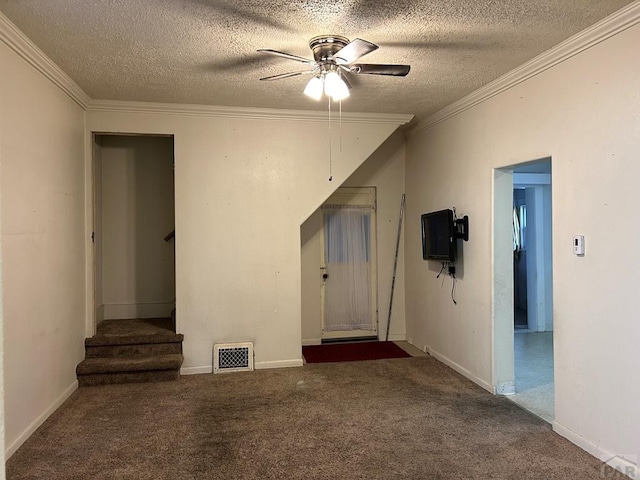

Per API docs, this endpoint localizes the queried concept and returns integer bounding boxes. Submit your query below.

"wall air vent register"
[213,343,254,373]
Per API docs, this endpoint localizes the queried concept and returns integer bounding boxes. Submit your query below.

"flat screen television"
[421,209,456,262]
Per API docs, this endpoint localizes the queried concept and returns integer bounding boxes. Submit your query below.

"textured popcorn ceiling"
[0,1,633,122]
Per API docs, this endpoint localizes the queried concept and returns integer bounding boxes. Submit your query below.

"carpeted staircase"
[76,317,183,387]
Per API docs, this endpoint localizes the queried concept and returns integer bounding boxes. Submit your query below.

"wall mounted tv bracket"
[454,216,469,241]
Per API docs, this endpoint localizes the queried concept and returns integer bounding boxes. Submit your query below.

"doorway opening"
[494,158,554,422]
[91,134,176,334]
[320,187,378,341]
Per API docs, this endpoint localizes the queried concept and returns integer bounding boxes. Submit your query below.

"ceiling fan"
[257,35,410,101]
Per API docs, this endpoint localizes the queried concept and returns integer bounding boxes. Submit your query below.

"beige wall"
[0,85,5,475]
[0,42,86,458]
[98,135,175,320]
[405,22,640,466]
[86,110,408,372]
[301,131,406,343]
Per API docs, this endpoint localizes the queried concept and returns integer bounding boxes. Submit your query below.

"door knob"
[322,273,329,279]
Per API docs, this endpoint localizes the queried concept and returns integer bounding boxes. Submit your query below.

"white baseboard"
[180,359,302,375]
[302,338,322,346]
[426,346,493,393]
[181,359,303,374]
[6,379,78,459]
[103,302,174,319]
[553,421,638,479]
[255,359,303,370]
[180,365,212,375]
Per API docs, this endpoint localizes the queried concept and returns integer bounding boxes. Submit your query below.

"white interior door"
[321,187,377,340]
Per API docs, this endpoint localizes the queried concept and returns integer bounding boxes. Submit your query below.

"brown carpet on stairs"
[8,357,618,479]
[77,318,183,387]
[96,318,175,336]
[76,354,184,374]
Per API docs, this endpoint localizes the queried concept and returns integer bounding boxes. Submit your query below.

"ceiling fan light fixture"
[304,76,324,100]
[324,71,349,101]
[260,35,409,103]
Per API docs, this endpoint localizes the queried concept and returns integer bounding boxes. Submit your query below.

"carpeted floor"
[7,357,619,479]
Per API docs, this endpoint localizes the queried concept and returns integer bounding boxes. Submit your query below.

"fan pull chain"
[339,99,343,153]
[328,96,332,182]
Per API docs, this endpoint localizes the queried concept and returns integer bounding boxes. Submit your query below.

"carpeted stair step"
[77,354,183,375]
[86,341,182,358]
[77,354,183,387]
[78,318,184,386]
[85,332,183,347]
[84,333,183,358]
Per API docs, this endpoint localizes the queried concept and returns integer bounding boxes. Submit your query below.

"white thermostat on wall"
[573,235,585,256]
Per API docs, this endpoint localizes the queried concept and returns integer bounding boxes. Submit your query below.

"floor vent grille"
[213,343,254,374]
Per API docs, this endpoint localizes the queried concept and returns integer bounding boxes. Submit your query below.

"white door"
[321,187,377,340]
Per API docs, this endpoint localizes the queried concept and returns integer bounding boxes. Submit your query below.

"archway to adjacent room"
[91,133,176,334]
[493,157,554,422]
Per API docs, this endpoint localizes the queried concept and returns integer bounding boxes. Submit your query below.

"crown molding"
[408,1,640,136]
[0,11,90,109]
[0,9,410,125]
[86,99,413,125]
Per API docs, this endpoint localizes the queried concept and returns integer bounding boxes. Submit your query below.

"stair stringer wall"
[86,106,412,372]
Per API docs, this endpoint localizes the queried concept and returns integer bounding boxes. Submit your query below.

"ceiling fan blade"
[333,38,378,64]
[259,71,311,81]
[350,64,411,76]
[257,49,314,64]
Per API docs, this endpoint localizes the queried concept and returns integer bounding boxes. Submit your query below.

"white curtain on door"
[323,207,372,332]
